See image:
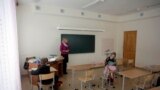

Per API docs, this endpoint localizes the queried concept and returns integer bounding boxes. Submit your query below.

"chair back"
[116,58,123,66]
[144,74,154,83]
[39,72,55,90]
[85,69,95,80]
[128,59,134,64]
[39,72,55,80]
[142,74,154,89]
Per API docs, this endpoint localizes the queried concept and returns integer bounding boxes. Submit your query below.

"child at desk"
[103,52,117,87]
[31,58,53,84]
[31,58,61,89]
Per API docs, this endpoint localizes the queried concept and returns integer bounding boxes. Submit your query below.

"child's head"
[41,58,48,65]
[110,52,116,59]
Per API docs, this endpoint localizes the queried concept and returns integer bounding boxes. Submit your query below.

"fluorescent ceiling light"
[82,0,105,9]
[57,26,105,32]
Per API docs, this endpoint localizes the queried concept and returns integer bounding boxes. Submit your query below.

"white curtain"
[0,0,21,90]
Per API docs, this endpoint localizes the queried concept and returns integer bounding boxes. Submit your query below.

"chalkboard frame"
[61,34,95,54]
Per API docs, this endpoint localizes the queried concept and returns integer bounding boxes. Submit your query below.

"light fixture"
[57,25,105,32]
[82,0,105,9]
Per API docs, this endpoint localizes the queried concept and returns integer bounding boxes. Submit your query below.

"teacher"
[60,38,69,74]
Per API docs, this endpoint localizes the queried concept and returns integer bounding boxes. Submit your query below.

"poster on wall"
[101,38,114,56]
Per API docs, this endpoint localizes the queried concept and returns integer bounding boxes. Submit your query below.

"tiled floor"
[22,68,134,90]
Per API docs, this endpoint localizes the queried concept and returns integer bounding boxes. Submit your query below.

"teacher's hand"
[65,50,69,52]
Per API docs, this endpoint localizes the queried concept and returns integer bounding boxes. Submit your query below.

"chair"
[101,70,115,89]
[28,62,39,90]
[133,74,154,90]
[116,58,123,66]
[127,59,134,68]
[115,58,126,77]
[124,59,134,70]
[78,69,95,90]
[39,72,55,90]
[116,58,124,71]
[152,73,160,86]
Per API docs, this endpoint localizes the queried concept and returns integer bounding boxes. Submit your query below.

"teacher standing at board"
[60,38,69,74]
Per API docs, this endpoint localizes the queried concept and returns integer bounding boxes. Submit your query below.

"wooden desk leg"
[29,74,33,90]
[102,77,104,88]
[122,76,125,90]
[72,69,75,90]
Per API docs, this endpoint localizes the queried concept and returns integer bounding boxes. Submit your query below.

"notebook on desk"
[28,59,36,63]
[28,68,38,71]
[48,57,57,62]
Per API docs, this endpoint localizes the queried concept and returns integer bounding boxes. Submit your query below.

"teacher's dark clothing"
[61,54,68,74]
[60,42,69,74]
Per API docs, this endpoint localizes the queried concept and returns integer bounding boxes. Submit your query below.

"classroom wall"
[116,16,160,67]
[17,5,117,75]
[17,4,160,75]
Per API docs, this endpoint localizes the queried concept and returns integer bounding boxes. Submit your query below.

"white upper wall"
[18,0,160,16]
[118,7,160,22]
[31,4,160,22]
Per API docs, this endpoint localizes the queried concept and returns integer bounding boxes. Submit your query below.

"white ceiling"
[18,0,160,16]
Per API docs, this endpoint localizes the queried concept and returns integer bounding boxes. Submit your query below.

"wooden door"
[123,31,137,66]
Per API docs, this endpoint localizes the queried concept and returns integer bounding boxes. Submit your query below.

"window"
[0,0,21,90]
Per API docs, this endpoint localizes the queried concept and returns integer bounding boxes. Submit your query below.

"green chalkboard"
[61,34,95,54]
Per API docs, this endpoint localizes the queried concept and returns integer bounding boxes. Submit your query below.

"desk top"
[149,87,160,90]
[69,63,104,71]
[144,65,160,73]
[27,56,64,63]
[29,67,57,72]
[119,68,151,79]
[50,67,58,72]
[49,56,64,62]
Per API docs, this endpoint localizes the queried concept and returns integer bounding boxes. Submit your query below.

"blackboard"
[61,34,95,54]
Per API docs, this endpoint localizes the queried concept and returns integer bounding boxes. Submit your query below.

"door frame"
[123,30,137,66]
